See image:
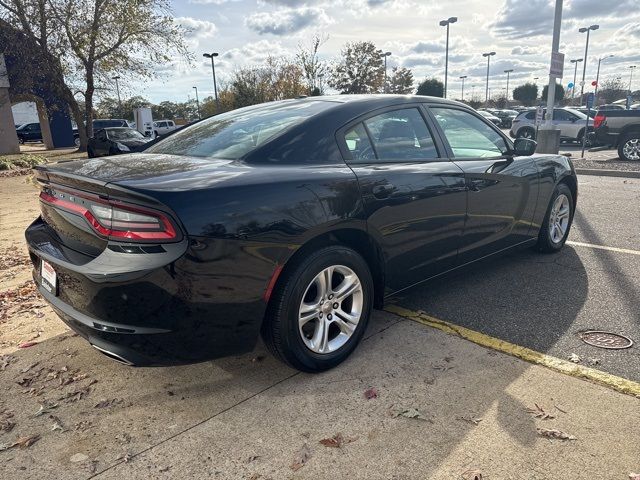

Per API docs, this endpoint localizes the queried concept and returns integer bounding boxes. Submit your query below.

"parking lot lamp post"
[192,86,201,119]
[381,51,391,93]
[112,76,122,112]
[482,51,496,103]
[629,66,637,95]
[578,24,599,101]
[594,55,613,99]
[439,17,457,98]
[459,75,467,101]
[203,52,220,113]
[570,58,583,99]
[504,69,513,107]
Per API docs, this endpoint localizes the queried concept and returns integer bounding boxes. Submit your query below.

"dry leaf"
[526,403,555,420]
[629,473,640,480]
[364,387,378,400]
[458,416,482,425]
[462,469,483,480]
[50,415,66,433]
[18,341,38,349]
[34,402,58,417]
[290,443,311,471]
[394,407,430,421]
[536,428,576,440]
[568,353,581,363]
[11,434,40,449]
[94,398,123,409]
[318,433,357,448]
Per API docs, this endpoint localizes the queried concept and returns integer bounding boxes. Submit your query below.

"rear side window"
[147,101,333,160]
[525,111,536,120]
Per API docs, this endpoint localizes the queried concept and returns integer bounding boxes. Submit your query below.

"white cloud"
[245,7,332,35]
[175,17,218,39]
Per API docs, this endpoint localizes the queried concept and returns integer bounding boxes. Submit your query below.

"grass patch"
[0,154,48,170]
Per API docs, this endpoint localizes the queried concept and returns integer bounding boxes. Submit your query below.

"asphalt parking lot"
[1,172,639,479]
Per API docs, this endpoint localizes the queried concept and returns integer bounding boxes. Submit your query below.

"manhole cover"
[580,331,633,350]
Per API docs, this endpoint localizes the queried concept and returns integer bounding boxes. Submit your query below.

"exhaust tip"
[91,344,134,366]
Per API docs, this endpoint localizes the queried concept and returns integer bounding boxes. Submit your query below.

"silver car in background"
[510,108,594,145]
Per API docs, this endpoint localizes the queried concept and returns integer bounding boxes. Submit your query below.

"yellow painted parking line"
[567,241,640,256]
[385,304,640,399]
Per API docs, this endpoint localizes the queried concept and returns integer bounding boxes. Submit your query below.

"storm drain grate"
[580,331,633,350]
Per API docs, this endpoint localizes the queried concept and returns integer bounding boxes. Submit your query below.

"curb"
[575,168,640,179]
[385,304,640,399]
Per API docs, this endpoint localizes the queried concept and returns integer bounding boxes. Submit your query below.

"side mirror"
[513,137,537,156]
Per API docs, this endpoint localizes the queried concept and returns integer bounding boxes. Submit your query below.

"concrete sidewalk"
[2,311,638,479]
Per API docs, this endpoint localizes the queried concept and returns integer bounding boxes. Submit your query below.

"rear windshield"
[95,120,128,128]
[146,100,333,160]
[107,128,146,141]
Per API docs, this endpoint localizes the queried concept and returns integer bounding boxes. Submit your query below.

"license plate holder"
[41,259,58,295]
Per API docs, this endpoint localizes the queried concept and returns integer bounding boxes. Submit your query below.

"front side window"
[363,108,438,161]
[431,107,508,159]
[147,100,333,160]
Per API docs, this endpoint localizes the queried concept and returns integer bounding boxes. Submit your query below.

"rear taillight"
[39,188,178,242]
[593,113,606,129]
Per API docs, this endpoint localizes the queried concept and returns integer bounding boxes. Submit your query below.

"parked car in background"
[576,107,597,118]
[593,109,640,161]
[74,119,131,146]
[597,104,626,111]
[87,127,152,158]
[26,95,577,372]
[487,109,519,128]
[16,122,42,144]
[477,109,502,126]
[510,108,593,145]
[153,120,178,138]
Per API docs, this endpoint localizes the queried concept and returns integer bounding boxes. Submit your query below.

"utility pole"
[192,86,201,119]
[112,76,122,112]
[459,75,467,101]
[570,58,583,99]
[630,66,637,95]
[203,52,220,113]
[482,51,496,103]
[578,24,599,101]
[594,55,613,102]
[504,69,513,107]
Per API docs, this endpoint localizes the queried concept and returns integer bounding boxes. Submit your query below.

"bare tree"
[296,33,329,95]
[598,77,627,104]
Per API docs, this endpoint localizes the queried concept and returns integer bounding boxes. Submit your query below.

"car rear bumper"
[25,217,272,366]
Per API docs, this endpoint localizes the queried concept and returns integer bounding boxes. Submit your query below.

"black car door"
[93,130,110,156]
[427,106,539,264]
[339,105,467,293]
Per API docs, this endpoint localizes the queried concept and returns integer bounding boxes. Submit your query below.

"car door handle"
[372,184,396,199]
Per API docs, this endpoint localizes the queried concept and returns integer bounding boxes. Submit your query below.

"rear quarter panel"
[530,154,576,230]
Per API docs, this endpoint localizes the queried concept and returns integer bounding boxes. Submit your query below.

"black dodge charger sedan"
[25,95,577,372]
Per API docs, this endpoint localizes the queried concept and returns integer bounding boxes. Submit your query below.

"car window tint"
[525,111,536,120]
[553,110,573,121]
[363,108,438,161]
[344,123,375,162]
[431,107,508,158]
[147,100,333,160]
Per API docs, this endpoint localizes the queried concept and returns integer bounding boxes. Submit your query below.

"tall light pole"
[112,76,122,111]
[459,75,467,101]
[504,69,513,107]
[570,58,583,99]
[203,52,220,113]
[192,86,201,119]
[629,65,637,95]
[381,51,391,93]
[594,55,613,100]
[539,0,563,155]
[578,24,599,101]
[482,51,496,103]
[439,16,458,98]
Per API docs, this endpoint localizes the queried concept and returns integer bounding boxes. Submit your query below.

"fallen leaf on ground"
[34,402,58,417]
[50,415,66,432]
[18,341,38,349]
[588,358,600,366]
[568,353,581,363]
[70,453,89,463]
[94,398,123,409]
[394,408,431,421]
[0,355,15,371]
[629,473,640,480]
[319,433,357,448]
[536,428,576,440]
[457,416,482,425]
[290,443,311,471]
[462,469,483,480]
[364,387,378,399]
[11,434,40,449]
[526,403,555,420]
[0,410,15,433]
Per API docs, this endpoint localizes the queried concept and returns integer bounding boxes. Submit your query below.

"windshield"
[95,119,128,128]
[107,128,146,141]
[146,100,333,160]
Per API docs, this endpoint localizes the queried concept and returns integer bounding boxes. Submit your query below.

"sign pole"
[581,92,594,158]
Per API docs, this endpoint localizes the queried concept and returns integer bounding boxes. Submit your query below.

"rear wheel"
[517,127,535,141]
[87,147,95,158]
[262,245,373,372]
[618,132,640,161]
[535,183,574,253]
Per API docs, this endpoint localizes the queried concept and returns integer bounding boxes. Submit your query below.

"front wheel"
[618,133,640,161]
[535,183,574,253]
[262,245,373,372]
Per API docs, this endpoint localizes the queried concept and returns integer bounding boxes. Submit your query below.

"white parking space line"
[567,241,640,256]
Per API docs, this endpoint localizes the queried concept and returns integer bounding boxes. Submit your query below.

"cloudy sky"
[123,0,640,103]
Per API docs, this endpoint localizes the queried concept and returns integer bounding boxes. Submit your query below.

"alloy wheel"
[549,194,570,244]
[622,138,640,160]
[298,265,363,354]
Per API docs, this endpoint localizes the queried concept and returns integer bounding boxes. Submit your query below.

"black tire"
[262,245,374,372]
[617,132,640,161]
[578,128,593,148]
[87,147,95,158]
[517,127,536,140]
[535,183,574,253]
